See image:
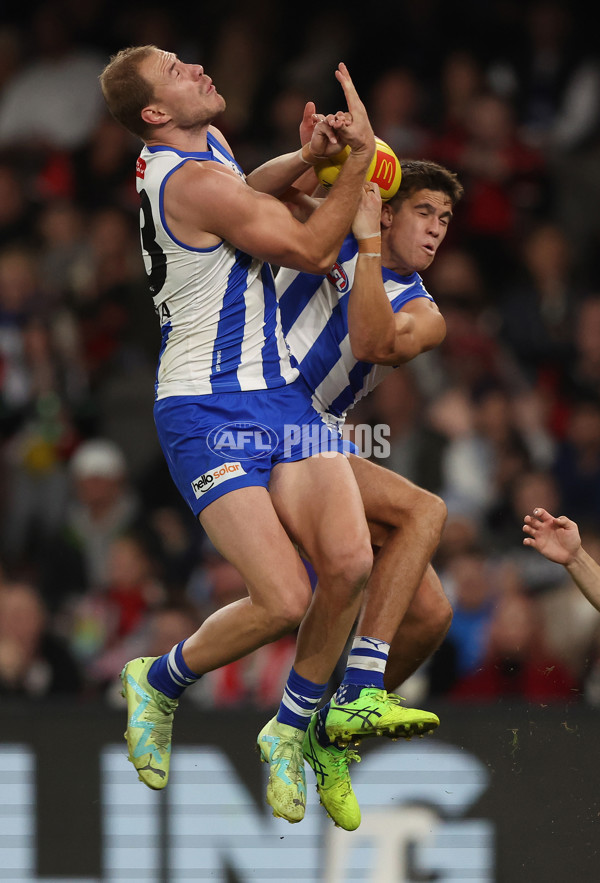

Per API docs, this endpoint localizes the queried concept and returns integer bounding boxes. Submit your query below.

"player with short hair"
[276,159,464,829]
[100,45,435,825]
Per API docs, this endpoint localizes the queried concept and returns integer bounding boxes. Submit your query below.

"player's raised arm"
[168,65,375,273]
[246,62,374,202]
[523,508,600,612]
[347,182,395,360]
[333,63,374,157]
[246,109,344,197]
[348,184,445,365]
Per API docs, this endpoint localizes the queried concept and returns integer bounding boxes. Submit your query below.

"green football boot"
[257,716,307,823]
[120,656,178,790]
[325,687,439,745]
[303,714,361,831]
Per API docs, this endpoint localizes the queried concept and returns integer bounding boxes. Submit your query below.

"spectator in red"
[450,584,577,702]
[431,91,548,290]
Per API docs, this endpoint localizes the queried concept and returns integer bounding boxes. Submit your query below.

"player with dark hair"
[276,158,464,828]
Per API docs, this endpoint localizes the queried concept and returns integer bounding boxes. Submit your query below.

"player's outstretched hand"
[333,63,375,158]
[522,507,582,565]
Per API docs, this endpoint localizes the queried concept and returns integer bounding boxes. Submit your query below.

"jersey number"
[140,188,167,298]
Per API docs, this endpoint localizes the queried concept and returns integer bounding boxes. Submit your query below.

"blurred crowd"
[0,0,599,709]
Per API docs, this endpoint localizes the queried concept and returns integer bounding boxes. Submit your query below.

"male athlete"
[275,159,464,829]
[99,46,435,824]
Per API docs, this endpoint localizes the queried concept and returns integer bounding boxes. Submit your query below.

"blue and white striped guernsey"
[136,131,298,399]
[276,234,435,420]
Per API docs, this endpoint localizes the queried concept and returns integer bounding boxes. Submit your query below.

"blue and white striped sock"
[314,637,391,747]
[276,667,328,732]
[334,635,390,703]
[147,640,201,699]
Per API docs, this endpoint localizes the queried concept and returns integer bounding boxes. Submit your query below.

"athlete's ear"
[380,203,394,230]
[141,105,170,127]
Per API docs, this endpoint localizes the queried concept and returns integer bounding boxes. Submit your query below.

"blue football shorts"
[318,410,360,458]
[153,377,348,516]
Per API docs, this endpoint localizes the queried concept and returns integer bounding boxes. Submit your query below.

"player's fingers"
[313,117,337,136]
[336,62,354,89]
[335,62,362,107]
[315,123,341,146]
[326,111,351,129]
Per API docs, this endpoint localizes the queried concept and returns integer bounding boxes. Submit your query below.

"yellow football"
[315,137,402,201]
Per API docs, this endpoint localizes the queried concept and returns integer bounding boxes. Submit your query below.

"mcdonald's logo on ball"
[315,137,402,201]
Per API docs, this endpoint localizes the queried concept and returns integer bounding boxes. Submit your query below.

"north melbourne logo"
[191,462,246,498]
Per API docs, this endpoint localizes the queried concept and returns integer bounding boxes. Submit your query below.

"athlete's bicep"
[395,298,446,353]
[170,164,321,269]
[372,298,446,366]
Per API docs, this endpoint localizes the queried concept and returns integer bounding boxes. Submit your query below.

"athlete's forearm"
[348,236,397,362]
[247,148,319,197]
[296,149,374,272]
[566,547,600,612]
[279,187,320,222]
[247,148,372,272]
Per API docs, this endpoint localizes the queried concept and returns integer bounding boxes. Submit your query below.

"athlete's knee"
[429,592,453,641]
[319,539,373,595]
[409,579,453,645]
[270,591,312,636]
[252,579,311,639]
[378,478,446,534]
[424,491,448,538]
[397,488,447,547]
[408,487,446,530]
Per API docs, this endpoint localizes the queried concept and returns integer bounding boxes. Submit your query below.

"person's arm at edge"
[567,546,600,612]
[523,508,600,612]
